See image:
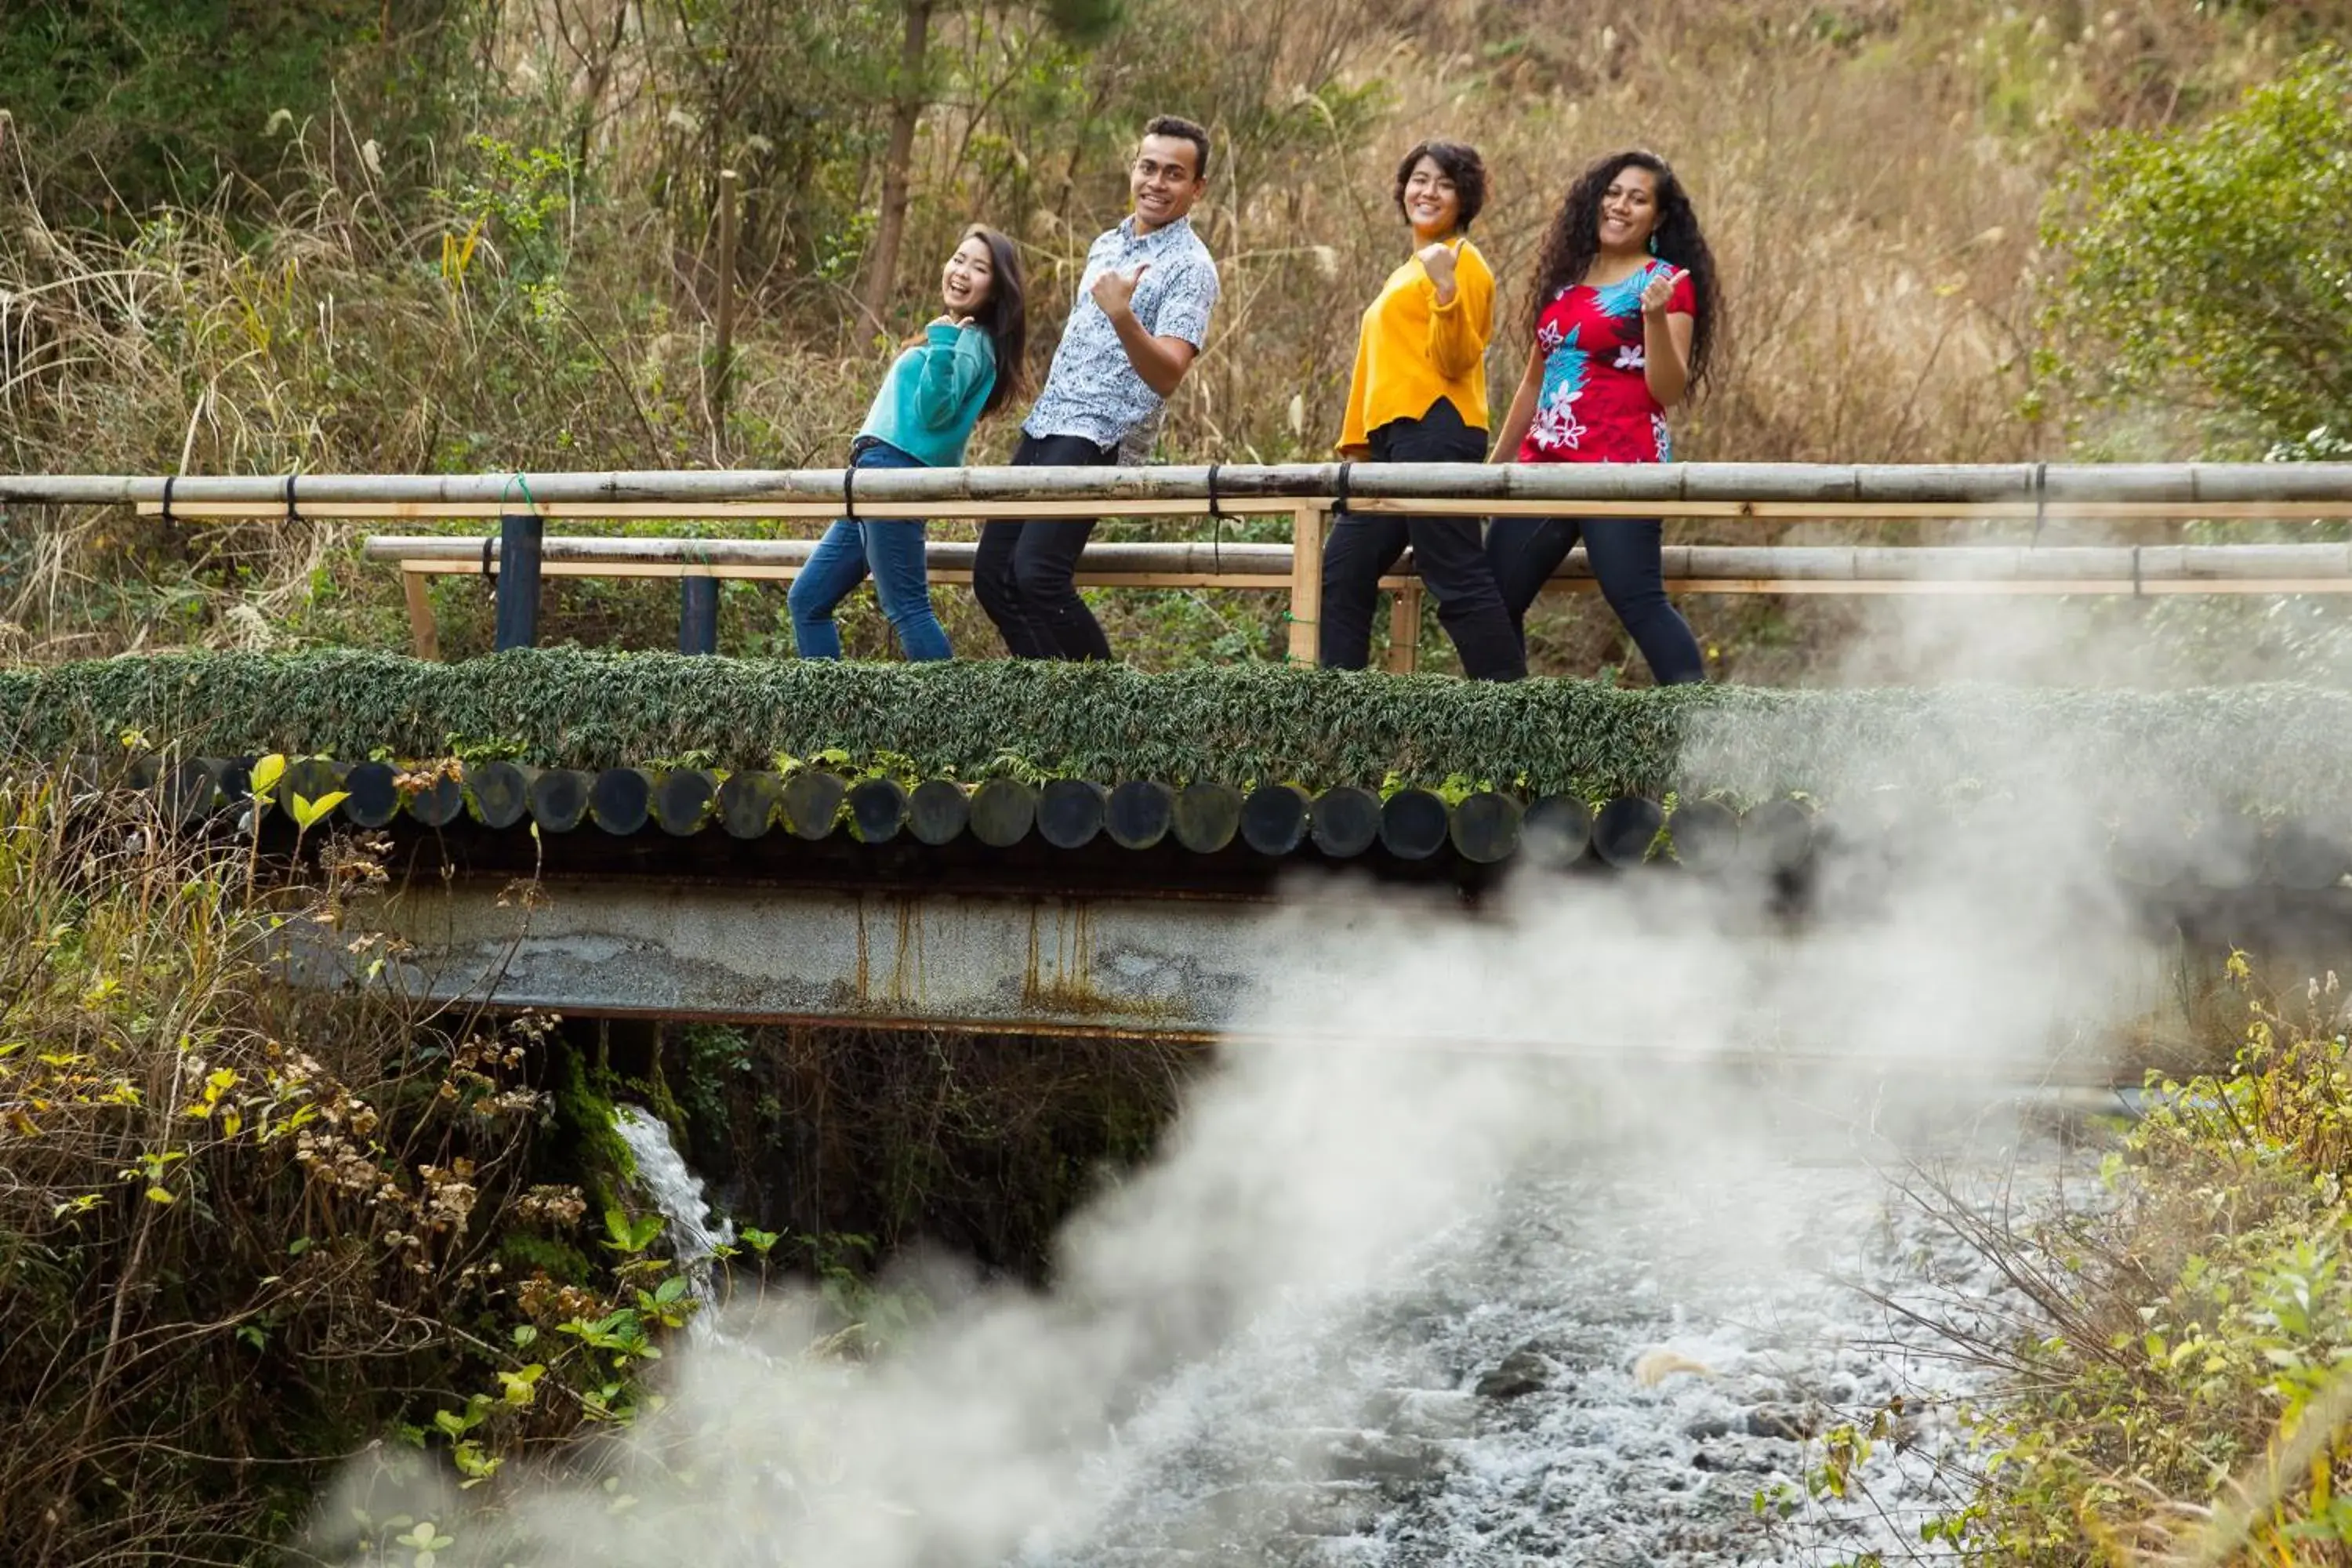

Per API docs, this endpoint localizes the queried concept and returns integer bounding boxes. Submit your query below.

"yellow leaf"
[220,1109,243,1138]
[144,1185,176,1204]
[292,790,350,830]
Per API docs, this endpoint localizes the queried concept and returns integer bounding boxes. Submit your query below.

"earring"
[1647,234,1659,256]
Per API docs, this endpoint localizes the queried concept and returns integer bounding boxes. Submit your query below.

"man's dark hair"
[1140,114,1212,180]
[1392,140,1486,231]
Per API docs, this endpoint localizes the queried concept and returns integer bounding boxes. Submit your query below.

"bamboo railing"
[12,463,2352,666]
[8,459,2352,513]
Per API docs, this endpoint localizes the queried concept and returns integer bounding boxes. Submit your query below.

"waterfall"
[614,1105,735,1341]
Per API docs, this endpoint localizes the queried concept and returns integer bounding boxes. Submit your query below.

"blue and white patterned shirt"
[1023,215,1220,451]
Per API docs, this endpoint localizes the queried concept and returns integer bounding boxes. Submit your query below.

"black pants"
[1317,399,1525,681]
[973,432,1119,660]
[1485,514,1705,684]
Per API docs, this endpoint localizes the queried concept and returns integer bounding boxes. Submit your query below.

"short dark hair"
[1392,140,1486,231]
[1140,114,1212,180]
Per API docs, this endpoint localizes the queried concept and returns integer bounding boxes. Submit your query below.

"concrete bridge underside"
[307,872,2256,1089]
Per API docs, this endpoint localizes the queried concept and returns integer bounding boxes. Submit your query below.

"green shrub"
[1929,957,2352,1564]
[2040,46,2352,453]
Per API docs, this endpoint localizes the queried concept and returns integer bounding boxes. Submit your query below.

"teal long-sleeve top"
[857,321,999,467]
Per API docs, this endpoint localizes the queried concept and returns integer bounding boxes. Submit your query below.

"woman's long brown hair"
[960,224,1028,417]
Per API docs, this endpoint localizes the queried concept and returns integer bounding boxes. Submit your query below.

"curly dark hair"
[1525,149,1720,393]
[1391,140,1486,231]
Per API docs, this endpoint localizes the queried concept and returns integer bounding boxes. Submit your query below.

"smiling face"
[1401,155,1461,242]
[1596,165,1661,255]
[1129,132,1207,231]
[941,234,996,317]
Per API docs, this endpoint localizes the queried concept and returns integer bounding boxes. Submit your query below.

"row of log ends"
[71,753,2352,887]
[80,753,1842,872]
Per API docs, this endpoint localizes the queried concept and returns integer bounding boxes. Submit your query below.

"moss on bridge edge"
[3,647,2347,807]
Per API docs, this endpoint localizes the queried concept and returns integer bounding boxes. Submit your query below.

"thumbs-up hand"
[1416,239,1458,292]
[1640,267,1686,317]
[1091,263,1151,317]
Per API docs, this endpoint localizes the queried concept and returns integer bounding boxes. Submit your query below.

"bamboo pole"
[1287,503,1323,662]
[366,535,2352,584]
[136,495,2352,521]
[11,460,2352,508]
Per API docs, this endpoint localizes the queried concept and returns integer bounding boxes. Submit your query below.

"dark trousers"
[973,432,1119,660]
[1485,514,1706,684]
[1317,399,1525,682]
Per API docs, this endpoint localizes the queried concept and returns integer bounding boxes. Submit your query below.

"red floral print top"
[1517,260,1695,465]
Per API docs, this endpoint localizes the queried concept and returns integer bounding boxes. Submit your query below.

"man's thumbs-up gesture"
[1091,262,1151,318]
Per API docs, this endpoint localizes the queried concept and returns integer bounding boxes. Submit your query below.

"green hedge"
[2,648,2345,806]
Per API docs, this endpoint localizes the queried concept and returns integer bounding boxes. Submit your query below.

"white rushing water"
[613,1105,736,1341]
[1033,1135,2048,1568]
[597,1093,2053,1568]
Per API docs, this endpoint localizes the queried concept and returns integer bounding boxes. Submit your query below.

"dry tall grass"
[0,0,2302,675]
[0,775,581,1566]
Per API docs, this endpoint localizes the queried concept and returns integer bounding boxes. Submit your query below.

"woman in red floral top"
[1486,149,1722,684]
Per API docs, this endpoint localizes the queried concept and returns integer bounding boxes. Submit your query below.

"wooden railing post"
[1287,503,1323,663]
[401,569,441,661]
[1386,579,1422,673]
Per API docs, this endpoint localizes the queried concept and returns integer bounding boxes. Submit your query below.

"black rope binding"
[1206,462,1224,569]
[160,475,176,526]
[1334,460,1353,517]
[2029,460,2048,550]
[284,472,300,524]
[481,535,496,590]
[843,462,858,521]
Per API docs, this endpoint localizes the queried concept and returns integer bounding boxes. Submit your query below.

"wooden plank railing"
[365,533,2352,666]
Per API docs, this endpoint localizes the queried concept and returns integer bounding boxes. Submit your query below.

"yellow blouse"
[1336,238,1495,453]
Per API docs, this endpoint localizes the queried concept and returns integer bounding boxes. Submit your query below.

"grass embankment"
[8,647,2352,809]
[0,776,599,1565]
[0,766,1192,1566]
[1924,967,2352,1566]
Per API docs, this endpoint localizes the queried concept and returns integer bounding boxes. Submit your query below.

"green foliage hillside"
[2042,47,2352,455]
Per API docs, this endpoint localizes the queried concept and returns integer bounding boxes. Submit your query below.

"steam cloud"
[313,590,2307,1566]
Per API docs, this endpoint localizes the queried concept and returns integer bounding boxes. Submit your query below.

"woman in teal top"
[790,226,1028,659]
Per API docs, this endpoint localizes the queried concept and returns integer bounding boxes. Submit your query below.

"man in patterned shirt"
[973,114,1221,660]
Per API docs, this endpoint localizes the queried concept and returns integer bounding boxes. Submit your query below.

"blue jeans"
[787,439,952,661]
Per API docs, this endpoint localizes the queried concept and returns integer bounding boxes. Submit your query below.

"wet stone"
[1272,1483,1381,1537]
[1744,1405,1817,1440]
[1472,1345,1550,1400]
[1323,1434,1448,1486]
[1366,1388,1479,1439]
[1690,1441,1780,1474]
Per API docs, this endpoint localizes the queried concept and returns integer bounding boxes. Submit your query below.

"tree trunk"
[860,0,935,336]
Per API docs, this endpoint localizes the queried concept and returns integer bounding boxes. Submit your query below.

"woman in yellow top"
[1319,140,1524,681]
